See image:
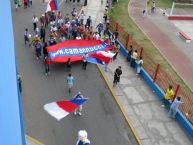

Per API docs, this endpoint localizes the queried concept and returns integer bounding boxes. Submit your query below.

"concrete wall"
[115,39,193,138]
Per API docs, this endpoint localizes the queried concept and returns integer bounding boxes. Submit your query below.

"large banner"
[47,40,113,63]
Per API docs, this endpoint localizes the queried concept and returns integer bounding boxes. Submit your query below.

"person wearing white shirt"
[76,34,82,40]
[168,97,183,118]
[32,15,38,30]
[95,32,100,40]
[136,57,143,75]
[76,130,90,145]
[79,10,85,24]
[57,18,64,28]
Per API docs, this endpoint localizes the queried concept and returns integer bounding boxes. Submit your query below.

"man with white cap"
[76,130,90,145]
[74,92,84,116]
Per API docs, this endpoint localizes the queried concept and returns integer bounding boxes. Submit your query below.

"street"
[11,0,137,145]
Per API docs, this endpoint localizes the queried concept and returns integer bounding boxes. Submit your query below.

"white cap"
[78,130,87,139]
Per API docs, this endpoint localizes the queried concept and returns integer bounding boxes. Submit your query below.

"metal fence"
[109,18,193,124]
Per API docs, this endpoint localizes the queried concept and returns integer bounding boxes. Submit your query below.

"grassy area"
[156,0,173,8]
[156,0,193,9]
[110,0,193,94]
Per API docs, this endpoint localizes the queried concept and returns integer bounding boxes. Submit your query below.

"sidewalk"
[99,55,193,145]
[85,0,193,145]
[129,0,193,91]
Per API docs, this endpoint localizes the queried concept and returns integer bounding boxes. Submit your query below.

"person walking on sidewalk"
[162,85,174,107]
[168,96,183,118]
[136,56,143,75]
[127,45,133,62]
[74,92,84,116]
[113,66,122,87]
[130,49,138,68]
[67,73,74,93]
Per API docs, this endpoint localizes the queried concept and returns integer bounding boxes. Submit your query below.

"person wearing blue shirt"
[168,97,183,118]
[74,92,84,116]
[67,73,74,93]
[76,130,90,145]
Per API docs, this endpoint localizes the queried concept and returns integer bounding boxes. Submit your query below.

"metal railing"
[109,17,193,124]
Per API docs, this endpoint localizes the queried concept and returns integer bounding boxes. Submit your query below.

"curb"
[26,135,45,145]
[96,65,143,145]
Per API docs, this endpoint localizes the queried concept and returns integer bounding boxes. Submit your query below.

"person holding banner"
[82,53,88,70]
[66,58,72,71]
[44,55,51,76]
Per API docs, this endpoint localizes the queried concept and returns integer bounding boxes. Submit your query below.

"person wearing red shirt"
[44,55,51,76]
[24,0,27,9]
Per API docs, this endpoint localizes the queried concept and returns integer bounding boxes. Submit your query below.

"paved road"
[11,0,137,145]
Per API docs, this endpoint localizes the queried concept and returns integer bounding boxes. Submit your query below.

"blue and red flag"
[86,51,115,65]
[46,0,58,12]
[44,94,88,121]
[47,40,113,63]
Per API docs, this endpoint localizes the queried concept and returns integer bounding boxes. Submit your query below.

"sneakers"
[74,111,82,116]
[78,112,82,116]
[161,104,165,108]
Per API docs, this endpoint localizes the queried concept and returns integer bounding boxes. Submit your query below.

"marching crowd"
[17,2,184,144]
[23,3,121,76]
[21,0,145,94]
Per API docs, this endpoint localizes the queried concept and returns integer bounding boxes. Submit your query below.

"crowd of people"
[21,0,145,92]
[23,2,121,77]
[14,0,33,11]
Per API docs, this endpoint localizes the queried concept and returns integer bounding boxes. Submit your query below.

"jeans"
[136,63,142,74]
[168,108,178,118]
[130,58,136,68]
[45,64,50,74]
